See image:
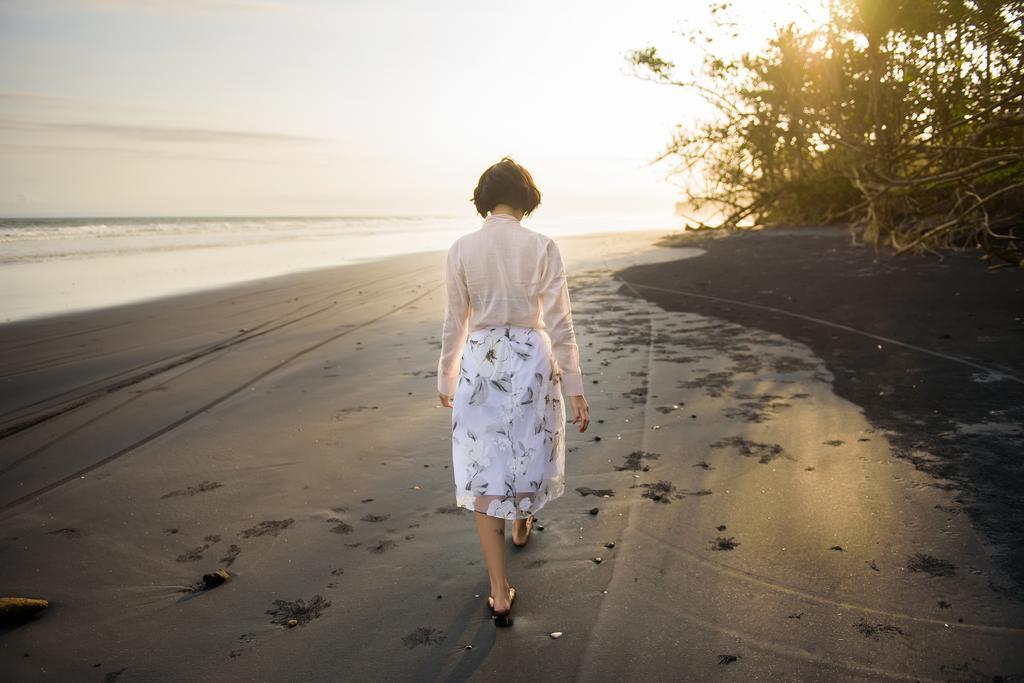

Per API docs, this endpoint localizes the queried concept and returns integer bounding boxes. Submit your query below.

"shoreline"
[0,211,685,325]
[0,227,683,327]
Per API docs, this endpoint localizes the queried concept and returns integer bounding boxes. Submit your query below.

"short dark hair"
[471,156,542,218]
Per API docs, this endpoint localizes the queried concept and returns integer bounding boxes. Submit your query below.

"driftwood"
[0,597,49,624]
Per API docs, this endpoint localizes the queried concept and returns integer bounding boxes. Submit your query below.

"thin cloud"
[0,91,82,105]
[67,0,295,14]
[0,117,326,145]
[0,141,334,165]
[0,90,220,118]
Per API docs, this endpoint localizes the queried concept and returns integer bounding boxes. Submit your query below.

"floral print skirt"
[451,325,567,520]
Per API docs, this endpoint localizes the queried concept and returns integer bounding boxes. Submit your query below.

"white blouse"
[437,213,584,398]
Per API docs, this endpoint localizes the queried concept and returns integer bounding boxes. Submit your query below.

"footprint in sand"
[615,450,661,472]
[680,370,734,398]
[326,518,354,534]
[228,632,257,659]
[854,619,904,639]
[220,544,241,566]
[906,552,957,577]
[576,487,616,497]
[723,392,792,423]
[161,480,223,499]
[401,626,446,648]
[621,383,649,404]
[709,436,788,464]
[710,536,739,551]
[638,480,681,503]
[48,527,86,539]
[176,535,221,562]
[266,595,331,627]
[360,513,390,522]
[333,406,379,419]
[239,519,294,539]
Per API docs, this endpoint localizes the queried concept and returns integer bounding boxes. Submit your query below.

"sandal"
[487,586,516,627]
[512,515,534,548]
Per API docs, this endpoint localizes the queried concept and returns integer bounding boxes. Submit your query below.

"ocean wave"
[0,215,462,243]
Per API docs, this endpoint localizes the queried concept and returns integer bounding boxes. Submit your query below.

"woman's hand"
[439,392,454,408]
[569,394,590,432]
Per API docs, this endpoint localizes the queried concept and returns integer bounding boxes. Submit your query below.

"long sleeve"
[539,238,584,397]
[437,241,472,397]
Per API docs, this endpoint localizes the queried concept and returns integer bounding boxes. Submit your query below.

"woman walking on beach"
[437,156,590,627]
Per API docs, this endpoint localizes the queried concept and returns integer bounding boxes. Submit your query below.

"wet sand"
[1,226,1022,680]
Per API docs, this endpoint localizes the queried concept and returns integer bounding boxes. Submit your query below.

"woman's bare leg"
[512,514,532,545]
[474,511,512,611]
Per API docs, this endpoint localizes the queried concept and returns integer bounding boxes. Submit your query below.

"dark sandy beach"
[616,226,1024,592]
[1,227,1022,681]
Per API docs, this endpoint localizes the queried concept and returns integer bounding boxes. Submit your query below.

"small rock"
[589,507,599,516]
[593,557,602,564]
[287,619,299,627]
[202,568,230,589]
[549,631,563,639]
[604,542,615,549]
[464,644,474,650]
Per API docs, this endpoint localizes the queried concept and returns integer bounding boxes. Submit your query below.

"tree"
[630,0,1024,266]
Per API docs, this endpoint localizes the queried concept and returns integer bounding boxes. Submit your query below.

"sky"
[0,0,826,219]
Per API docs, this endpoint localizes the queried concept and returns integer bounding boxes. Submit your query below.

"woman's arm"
[437,241,472,398]
[539,238,584,397]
